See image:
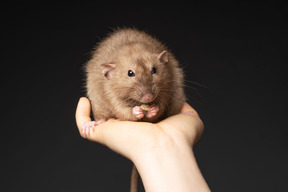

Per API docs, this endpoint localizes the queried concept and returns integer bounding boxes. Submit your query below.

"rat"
[82,28,186,192]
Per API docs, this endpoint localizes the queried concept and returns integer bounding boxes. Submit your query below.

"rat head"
[100,48,170,106]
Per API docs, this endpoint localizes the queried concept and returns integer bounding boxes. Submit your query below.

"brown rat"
[84,28,186,192]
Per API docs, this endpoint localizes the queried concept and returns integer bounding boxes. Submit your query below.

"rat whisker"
[184,80,209,90]
[85,27,186,192]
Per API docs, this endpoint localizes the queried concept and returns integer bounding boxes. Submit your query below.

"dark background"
[2,1,288,192]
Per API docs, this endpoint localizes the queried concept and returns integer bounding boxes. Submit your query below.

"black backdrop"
[2,2,288,192]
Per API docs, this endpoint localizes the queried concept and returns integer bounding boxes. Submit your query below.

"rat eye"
[128,70,135,77]
[151,67,156,74]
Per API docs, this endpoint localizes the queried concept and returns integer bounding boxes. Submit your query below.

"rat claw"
[82,126,89,137]
[82,121,94,137]
[133,106,144,119]
[146,104,159,118]
[95,120,104,125]
[82,120,103,137]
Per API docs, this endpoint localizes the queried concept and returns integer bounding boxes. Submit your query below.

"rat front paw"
[146,104,159,118]
[132,106,144,119]
[82,120,103,137]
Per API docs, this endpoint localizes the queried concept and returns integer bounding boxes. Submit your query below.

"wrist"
[134,136,210,192]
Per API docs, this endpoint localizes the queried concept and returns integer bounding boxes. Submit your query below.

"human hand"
[75,97,209,192]
[75,97,204,162]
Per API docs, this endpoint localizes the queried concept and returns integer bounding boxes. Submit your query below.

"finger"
[159,103,204,145]
[74,98,156,161]
[75,97,92,136]
[180,102,200,118]
[180,103,204,144]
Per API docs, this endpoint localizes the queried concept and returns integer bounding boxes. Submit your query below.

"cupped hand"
[75,97,204,163]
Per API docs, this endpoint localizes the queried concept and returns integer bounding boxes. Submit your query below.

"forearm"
[76,98,208,191]
[134,141,210,192]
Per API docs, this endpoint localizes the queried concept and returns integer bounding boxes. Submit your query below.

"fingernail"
[185,111,194,115]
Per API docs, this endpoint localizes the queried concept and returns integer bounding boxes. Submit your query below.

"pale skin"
[75,97,211,192]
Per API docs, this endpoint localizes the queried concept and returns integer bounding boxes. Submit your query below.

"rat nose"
[141,93,154,103]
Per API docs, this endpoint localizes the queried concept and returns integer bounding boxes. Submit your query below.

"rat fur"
[85,27,186,192]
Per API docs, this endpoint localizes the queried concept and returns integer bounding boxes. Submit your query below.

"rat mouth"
[142,101,155,105]
[127,99,156,107]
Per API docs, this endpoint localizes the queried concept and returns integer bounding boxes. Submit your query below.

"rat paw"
[82,120,103,137]
[82,121,96,137]
[146,104,159,118]
[132,106,144,119]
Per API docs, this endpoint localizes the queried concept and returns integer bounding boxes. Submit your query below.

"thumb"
[75,97,150,159]
[75,97,116,144]
[75,97,117,146]
[75,97,93,137]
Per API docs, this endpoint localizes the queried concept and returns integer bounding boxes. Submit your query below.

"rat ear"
[157,51,168,64]
[100,63,116,79]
